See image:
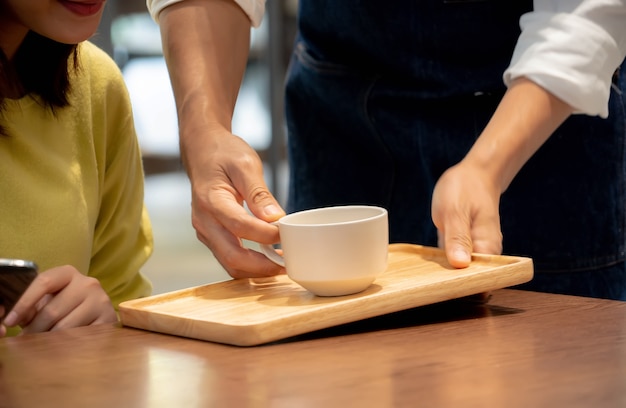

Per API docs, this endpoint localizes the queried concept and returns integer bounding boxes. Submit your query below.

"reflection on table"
[1,289,625,407]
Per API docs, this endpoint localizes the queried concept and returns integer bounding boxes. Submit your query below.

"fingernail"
[3,311,17,327]
[454,248,471,263]
[263,204,282,218]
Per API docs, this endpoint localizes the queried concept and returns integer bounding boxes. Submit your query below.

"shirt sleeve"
[146,0,266,27]
[503,0,626,118]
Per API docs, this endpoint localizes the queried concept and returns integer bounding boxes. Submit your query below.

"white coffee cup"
[259,205,389,296]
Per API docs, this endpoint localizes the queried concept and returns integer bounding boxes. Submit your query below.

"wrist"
[462,78,573,192]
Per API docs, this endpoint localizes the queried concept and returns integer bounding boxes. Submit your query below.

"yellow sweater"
[0,42,153,312]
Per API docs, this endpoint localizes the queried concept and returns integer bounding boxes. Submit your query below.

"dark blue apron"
[284,0,626,299]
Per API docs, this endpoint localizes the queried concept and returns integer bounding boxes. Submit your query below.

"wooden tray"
[119,244,533,346]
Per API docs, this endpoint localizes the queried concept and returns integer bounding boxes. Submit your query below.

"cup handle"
[259,243,285,267]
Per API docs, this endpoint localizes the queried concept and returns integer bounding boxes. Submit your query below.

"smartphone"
[0,259,38,323]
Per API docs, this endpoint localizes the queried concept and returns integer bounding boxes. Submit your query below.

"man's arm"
[157,0,285,278]
[159,0,249,175]
[432,78,573,267]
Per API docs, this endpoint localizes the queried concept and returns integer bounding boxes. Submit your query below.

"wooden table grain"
[1,289,625,408]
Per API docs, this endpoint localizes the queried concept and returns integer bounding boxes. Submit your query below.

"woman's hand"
[2,265,117,334]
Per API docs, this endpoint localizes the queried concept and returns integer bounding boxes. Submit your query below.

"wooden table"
[1,289,625,407]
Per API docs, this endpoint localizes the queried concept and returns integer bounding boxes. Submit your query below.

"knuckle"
[448,233,472,250]
[233,150,260,169]
[38,304,61,325]
[248,185,273,205]
[218,248,244,272]
[191,214,206,236]
[222,212,248,236]
[34,271,55,290]
[83,276,102,289]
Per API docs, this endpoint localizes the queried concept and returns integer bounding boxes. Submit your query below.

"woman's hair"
[0,31,79,136]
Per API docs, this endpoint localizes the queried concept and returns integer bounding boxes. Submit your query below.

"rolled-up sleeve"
[146,0,266,27]
[504,0,626,118]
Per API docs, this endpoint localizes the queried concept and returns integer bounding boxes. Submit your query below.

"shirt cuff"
[504,11,624,118]
[146,0,265,27]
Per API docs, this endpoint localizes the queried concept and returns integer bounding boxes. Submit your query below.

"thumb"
[245,183,286,222]
[433,199,473,268]
[441,228,473,269]
[437,211,503,268]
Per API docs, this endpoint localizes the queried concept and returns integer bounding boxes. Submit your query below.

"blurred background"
[93,0,297,294]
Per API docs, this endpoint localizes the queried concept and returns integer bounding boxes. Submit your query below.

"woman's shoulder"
[69,41,134,121]
[73,41,127,93]
[77,41,119,71]
[68,42,135,143]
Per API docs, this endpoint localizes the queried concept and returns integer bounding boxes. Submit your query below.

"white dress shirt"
[146,0,626,117]
[504,0,626,117]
